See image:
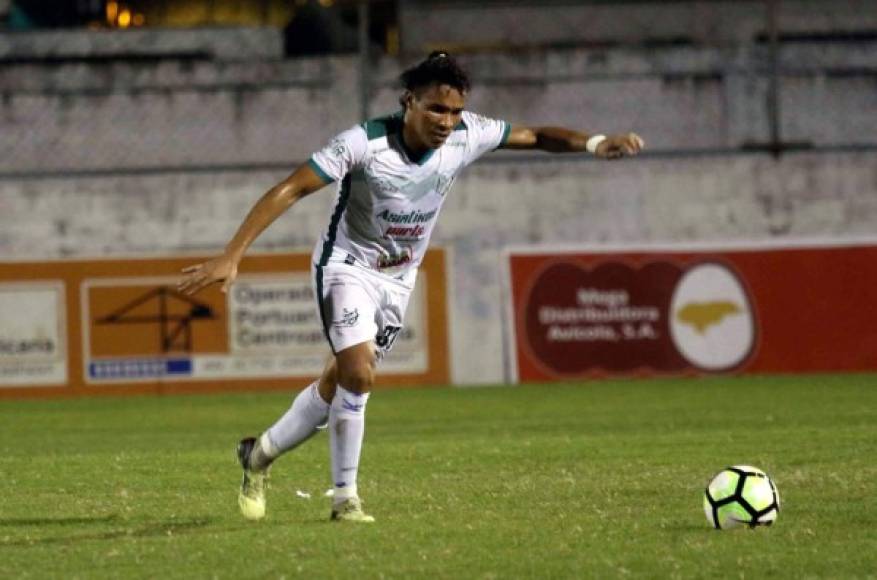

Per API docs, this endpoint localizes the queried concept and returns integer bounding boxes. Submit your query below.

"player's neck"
[401,121,432,158]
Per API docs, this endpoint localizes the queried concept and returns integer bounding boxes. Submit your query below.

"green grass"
[1,375,876,579]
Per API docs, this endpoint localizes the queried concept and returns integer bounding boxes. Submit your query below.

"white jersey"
[309,110,510,288]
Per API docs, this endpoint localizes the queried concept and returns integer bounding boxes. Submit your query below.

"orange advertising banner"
[506,241,877,382]
[0,250,449,398]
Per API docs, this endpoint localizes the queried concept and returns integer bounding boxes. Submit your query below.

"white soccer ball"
[703,465,780,530]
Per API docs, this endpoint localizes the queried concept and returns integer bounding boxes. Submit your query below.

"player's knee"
[335,342,376,394]
[337,362,374,394]
[317,361,337,403]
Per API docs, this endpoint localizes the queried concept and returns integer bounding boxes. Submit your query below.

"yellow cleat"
[331,497,375,523]
[237,437,268,521]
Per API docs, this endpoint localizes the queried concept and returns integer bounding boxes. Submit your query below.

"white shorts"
[313,261,412,359]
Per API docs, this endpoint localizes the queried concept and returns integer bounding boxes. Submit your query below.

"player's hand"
[177,254,239,295]
[596,133,645,160]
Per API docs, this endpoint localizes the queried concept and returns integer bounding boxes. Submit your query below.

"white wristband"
[586,134,606,154]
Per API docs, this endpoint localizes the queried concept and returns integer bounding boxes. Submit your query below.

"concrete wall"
[0,27,283,60]
[400,0,877,51]
[2,42,875,175]
[2,151,875,384]
[0,56,353,172]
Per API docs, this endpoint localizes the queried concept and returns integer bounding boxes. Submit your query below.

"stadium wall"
[0,26,284,60]
[2,152,875,385]
[399,0,877,52]
[2,43,876,175]
[1,40,875,386]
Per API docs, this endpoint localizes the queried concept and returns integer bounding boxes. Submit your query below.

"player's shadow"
[0,515,119,527]
[663,523,715,533]
[0,516,217,546]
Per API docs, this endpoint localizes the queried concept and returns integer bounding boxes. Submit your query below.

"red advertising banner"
[507,241,877,382]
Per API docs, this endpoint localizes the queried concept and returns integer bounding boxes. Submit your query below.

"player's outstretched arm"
[502,126,644,159]
[178,164,330,295]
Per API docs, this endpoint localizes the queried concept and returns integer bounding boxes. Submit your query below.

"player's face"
[407,83,466,149]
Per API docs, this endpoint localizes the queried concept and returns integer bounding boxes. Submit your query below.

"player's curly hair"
[398,51,471,108]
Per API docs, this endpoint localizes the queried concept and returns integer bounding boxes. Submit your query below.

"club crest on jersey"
[436,174,455,197]
[333,308,359,328]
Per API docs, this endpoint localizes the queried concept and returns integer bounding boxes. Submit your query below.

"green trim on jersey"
[454,118,468,131]
[362,113,402,141]
[496,121,512,150]
[318,173,353,266]
[314,266,336,354]
[307,158,334,184]
[363,111,453,166]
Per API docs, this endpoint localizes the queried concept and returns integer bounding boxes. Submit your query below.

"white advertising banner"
[0,282,67,387]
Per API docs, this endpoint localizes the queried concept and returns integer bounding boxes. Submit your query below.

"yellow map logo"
[676,301,742,334]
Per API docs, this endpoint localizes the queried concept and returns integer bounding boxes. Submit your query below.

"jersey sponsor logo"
[377,250,412,270]
[383,224,426,239]
[378,208,437,240]
[377,208,438,224]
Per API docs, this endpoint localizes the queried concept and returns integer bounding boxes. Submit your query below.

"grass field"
[1,375,875,579]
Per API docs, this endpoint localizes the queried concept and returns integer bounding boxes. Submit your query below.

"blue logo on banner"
[89,358,193,380]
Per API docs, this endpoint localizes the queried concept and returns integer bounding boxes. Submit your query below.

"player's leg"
[317,356,338,404]
[328,275,411,523]
[328,340,377,522]
[315,264,382,522]
[236,357,336,521]
[236,261,375,521]
[253,357,336,469]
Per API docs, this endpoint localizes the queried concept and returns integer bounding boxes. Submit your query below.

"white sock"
[329,385,370,503]
[255,381,329,470]
[247,432,277,472]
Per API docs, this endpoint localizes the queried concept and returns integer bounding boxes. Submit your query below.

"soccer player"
[178,51,644,523]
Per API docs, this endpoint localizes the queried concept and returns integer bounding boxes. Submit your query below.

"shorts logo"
[333,308,359,328]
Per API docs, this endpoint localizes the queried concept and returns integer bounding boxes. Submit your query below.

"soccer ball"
[703,465,780,530]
